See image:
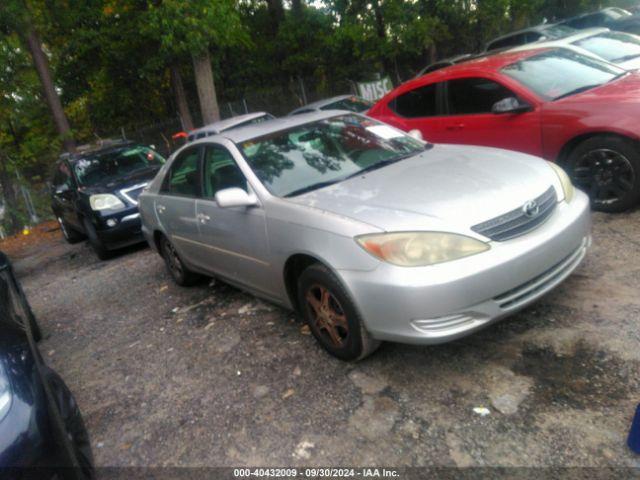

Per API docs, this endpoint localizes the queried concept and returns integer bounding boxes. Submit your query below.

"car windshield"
[73,145,165,186]
[320,97,373,113]
[573,32,640,63]
[501,48,625,100]
[238,115,426,197]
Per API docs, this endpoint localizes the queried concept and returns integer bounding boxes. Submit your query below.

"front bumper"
[94,212,145,250]
[339,191,591,345]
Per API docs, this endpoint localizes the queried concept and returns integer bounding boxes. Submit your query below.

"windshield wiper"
[343,152,419,181]
[284,179,343,197]
[554,84,601,100]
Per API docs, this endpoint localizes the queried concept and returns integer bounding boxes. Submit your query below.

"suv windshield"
[239,115,425,197]
[72,146,165,186]
[320,97,373,113]
[501,48,625,100]
[573,32,640,63]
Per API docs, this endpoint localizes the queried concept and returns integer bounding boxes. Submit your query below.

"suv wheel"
[82,218,110,260]
[297,263,380,361]
[57,217,84,244]
[566,135,640,212]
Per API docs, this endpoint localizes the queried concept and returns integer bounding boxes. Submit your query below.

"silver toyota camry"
[138,112,591,360]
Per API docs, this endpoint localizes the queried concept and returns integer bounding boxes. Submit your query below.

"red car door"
[368,81,448,144]
[438,76,543,156]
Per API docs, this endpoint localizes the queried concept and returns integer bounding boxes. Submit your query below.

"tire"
[297,263,380,361]
[46,369,94,479]
[57,216,84,244]
[82,217,110,260]
[28,312,42,342]
[565,135,640,213]
[160,235,200,286]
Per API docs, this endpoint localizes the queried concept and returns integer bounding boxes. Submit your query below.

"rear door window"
[389,83,439,118]
[163,148,201,197]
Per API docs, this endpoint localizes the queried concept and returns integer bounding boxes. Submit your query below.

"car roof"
[414,48,549,80]
[486,23,573,46]
[189,112,273,137]
[561,7,632,23]
[188,110,356,146]
[288,95,360,115]
[509,28,611,50]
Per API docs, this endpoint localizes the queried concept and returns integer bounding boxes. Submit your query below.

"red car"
[368,48,640,212]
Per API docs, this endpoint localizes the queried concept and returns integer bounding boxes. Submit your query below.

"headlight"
[356,232,490,267]
[89,194,125,211]
[0,363,12,421]
[548,162,574,203]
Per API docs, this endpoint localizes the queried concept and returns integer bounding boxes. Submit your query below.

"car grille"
[493,237,588,310]
[120,183,148,205]
[471,186,557,241]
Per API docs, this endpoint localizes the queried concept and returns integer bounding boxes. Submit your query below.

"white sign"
[357,77,393,102]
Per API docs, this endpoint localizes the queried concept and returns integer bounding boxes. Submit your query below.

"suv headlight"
[90,194,125,211]
[548,162,574,203]
[0,363,12,421]
[356,232,490,267]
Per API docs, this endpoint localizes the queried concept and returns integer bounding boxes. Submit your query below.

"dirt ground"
[6,210,640,471]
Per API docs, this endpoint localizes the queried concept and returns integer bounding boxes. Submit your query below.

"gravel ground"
[9,210,640,471]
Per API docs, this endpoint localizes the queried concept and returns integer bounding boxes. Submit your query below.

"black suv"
[50,141,165,259]
[0,251,93,478]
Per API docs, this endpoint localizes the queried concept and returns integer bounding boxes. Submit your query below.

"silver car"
[139,112,591,360]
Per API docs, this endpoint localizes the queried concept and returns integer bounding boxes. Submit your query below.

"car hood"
[79,167,160,195]
[288,144,558,234]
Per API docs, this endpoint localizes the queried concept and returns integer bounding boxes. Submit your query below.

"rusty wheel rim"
[305,284,349,348]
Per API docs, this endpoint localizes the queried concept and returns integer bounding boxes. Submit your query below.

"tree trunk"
[292,0,303,18]
[170,65,194,131]
[24,28,76,153]
[266,0,284,35]
[192,51,220,125]
[0,151,21,234]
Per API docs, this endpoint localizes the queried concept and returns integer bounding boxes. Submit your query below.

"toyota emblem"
[522,200,540,218]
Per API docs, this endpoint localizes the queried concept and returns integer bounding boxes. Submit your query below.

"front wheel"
[57,216,84,244]
[297,264,380,361]
[565,135,640,213]
[46,369,94,479]
[82,218,110,260]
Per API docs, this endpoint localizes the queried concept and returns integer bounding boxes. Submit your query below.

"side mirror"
[408,129,424,141]
[492,97,532,114]
[215,188,258,208]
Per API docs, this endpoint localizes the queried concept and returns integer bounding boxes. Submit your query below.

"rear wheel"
[565,135,640,212]
[57,216,84,244]
[160,235,200,286]
[297,264,380,361]
[82,217,110,260]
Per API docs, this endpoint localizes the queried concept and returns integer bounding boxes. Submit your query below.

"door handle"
[445,123,465,131]
[156,204,166,214]
[197,213,211,224]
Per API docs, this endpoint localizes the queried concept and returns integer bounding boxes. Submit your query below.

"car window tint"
[390,83,438,118]
[447,78,514,115]
[165,148,200,196]
[202,146,247,198]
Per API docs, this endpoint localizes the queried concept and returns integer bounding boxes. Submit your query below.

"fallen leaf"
[282,388,295,399]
